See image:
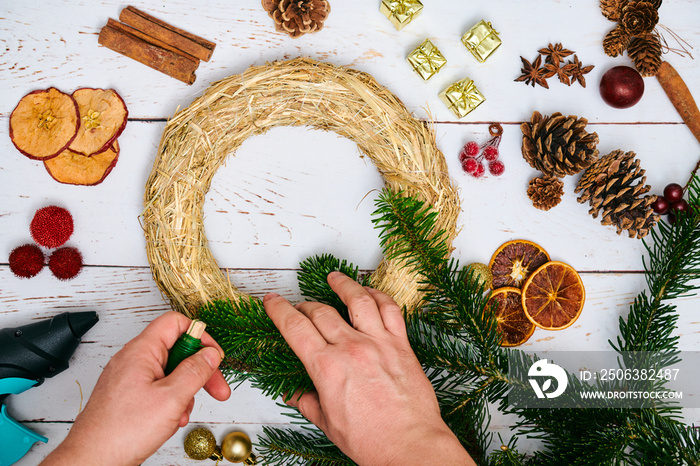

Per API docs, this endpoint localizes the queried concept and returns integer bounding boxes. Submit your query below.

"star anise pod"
[538,43,574,67]
[568,55,595,87]
[543,62,577,86]
[515,55,549,89]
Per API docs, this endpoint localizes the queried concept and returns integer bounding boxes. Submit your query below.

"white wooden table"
[2,1,699,464]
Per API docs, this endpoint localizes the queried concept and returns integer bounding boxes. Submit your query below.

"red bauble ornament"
[30,205,74,248]
[9,244,45,278]
[663,183,684,203]
[48,247,83,280]
[599,66,644,109]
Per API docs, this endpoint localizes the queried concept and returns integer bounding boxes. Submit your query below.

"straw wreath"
[142,57,460,318]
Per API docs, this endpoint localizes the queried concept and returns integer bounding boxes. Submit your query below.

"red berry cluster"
[652,183,690,224]
[459,123,505,178]
[8,205,83,280]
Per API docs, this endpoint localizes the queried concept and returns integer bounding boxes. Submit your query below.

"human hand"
[41,311,231,466]
[263,271,475,466]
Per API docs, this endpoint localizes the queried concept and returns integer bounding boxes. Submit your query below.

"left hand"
[41,311,231,466]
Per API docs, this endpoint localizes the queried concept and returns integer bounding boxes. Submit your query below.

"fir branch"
[614,174,700,355]
[298,254,368,319]
[198,297,314,399]
[257,426,354,465]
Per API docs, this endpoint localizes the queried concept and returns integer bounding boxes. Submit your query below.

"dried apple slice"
[9,87,80,160]
[44,141,120,186]
[68,88,128,155]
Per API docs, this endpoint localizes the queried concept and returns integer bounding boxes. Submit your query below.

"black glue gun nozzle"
[67,311,99,339]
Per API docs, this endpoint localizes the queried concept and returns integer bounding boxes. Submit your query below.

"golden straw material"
[142,57,460,317]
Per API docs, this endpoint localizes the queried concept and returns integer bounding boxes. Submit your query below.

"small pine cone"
[603,26,630,57]
[575,149,659,238]
[620,0,659,36]
[261,0,330,38]
[628,34,662,77]
[521,111,600,179]
[600,0,627,21]
[647,0,662,10]
[527,176,565,211]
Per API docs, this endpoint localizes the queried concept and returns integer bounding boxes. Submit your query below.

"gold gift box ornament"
[380,0,423,30]
[462,20,502,62]
[439,77,485,118]
[407,39,446,81]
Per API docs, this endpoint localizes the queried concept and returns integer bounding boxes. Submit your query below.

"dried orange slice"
[486,287,535,347]
[9,88,80,160]
[489,239,550,289]
[522,261,585,330]
[68,88,128,155]
[44,141,120,186]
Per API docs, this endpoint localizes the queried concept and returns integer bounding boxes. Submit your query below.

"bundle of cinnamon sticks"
[98,6,216,85]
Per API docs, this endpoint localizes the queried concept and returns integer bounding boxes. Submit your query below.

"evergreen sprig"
[197,180,700,465]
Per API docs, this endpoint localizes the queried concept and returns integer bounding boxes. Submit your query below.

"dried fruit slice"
[68,88,128,155]
[522,261,586,330]
[44,141,120,186]
[487,287,535,347]
[9,87,80,160]
[489,239,550,289]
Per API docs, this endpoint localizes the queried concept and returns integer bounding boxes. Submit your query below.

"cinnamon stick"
[656,61,700,146]
[98,18,199,85]
[119,6,215,62]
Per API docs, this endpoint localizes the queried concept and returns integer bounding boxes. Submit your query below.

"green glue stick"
[165,320,206,375]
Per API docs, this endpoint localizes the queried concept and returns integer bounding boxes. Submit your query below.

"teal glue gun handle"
[0,378,49,466]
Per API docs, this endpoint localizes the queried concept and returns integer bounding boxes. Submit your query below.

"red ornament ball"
[651,196,670,215]
[483,145,499,161]
[48,247,83,280]
[663,183,684,203]
[30,205,74,248]
[488,160,505,176]
[9,244,45,278]
[599,66,644,109]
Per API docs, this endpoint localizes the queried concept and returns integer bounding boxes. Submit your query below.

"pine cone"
[620,0,659,36]
[603,26,630,57]
[628,34,662,77]
[521,111,599,178]
[527,176,565,211]
[600,0,627,21]
[261,0,330,38]
[575,149,659,238]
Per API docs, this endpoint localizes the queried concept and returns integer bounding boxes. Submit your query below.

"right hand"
[263,271,475,466]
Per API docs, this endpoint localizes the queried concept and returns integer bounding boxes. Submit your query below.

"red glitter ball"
[483,145,499,161]
[30,205,74,249]
[462,158,478,174]
[471,162,486,178]
[48,247,83,280]
[489,160,505,176]
[9,244,45,278]
[462,141,480,158]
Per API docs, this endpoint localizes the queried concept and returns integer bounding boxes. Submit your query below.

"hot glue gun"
[0,311,98,466]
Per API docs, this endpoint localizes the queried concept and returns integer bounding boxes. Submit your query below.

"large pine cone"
[603,26,630,57]
[521,111,599,178]
[620,0,659,36]
[262,0,330,38]
[600,0,627,21]
[628,34,662,77]
[527,176,565,211]
[575,149,659,238]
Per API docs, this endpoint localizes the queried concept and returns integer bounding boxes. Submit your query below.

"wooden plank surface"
[1,0,699,464]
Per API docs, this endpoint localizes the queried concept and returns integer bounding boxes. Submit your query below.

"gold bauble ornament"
[221,431,253,463]
[184,428,218,460]
[467,262,493,290]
